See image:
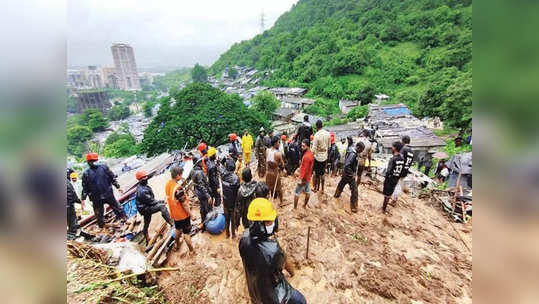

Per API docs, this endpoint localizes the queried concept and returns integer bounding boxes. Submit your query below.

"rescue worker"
[334,142,364,213]
[81,153,127,229]
[189,156,212,230]
[294,139,314,209]
[286,134,301,176]
[206,147,221,207]
[382,141,405,213]
[228,133,241,162]
[235,153,245,182]
[234,168,258,230]
[242,129,254,166]
[255,127,267,178]
[327,132,340,177]
[357,130,373,185]
[197,141,209,174]
[266,137,285,206]
[222,159,240,238]
[165,166,195,253]
[67,173,82,238]
[135,171,172,241]
[296,115,313,143]
[239,198,306,304]
[312,120,331,193]
[264,130,274,148]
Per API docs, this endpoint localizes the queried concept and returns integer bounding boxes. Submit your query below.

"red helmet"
[86,152,98,161]
[197,142,207,153]
[281,135,287,140]
[229,133,238,141]
[136,170,148,180]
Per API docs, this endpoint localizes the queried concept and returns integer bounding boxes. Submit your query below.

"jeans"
[287,289,306,304]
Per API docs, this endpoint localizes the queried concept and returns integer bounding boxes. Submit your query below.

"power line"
[260,11,265,33]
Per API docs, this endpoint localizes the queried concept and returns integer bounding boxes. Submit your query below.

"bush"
[191,64,208,83]
[67,125,93,156]
[103,132,139,158]
[346,105,369,120]
[108,105,130,121]
[251,91,281,120]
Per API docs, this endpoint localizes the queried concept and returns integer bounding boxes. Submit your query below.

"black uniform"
[221,163,240,236]
[400,145,414,178]
[239,223,306,304]
[335,146,358,209]
[383,154,405,196]
[81,163,126,228]
[328,143,340,174]
[296,122,313,144]
[286,140,301,176]
[228,141,240,161]
[190,161,212,224]
[136,183,171,236]
[207,158,222,207]
[67,180,81,235]
[234,181,258,229]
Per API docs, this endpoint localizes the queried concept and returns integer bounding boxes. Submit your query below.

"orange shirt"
[165,179,189,221]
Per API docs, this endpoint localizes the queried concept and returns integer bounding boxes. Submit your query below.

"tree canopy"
[141,83,269,156]
[251,91,280,120]
[210,0,472,129]
[191,64,208,83]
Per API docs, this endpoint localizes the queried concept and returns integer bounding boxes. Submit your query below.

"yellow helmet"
[207,146,217,157]
[69,172,78,179]
[247,198,277,221]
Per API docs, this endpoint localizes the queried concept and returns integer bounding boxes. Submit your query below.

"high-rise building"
[111,43,141,91]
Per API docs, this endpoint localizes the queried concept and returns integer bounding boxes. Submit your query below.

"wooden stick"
[152,237,173,266]
[147,236,166,261]
[148,222,167,248]
[305,226,311,259]
[106,267,181,283]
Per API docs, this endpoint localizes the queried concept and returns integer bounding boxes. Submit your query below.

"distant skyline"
[68,0,298,69]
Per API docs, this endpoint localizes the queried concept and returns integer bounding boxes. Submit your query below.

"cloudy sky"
[68,0,298,69]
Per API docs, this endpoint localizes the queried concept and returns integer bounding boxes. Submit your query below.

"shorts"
[383,177,399,196]
[313,159,326,175]
[174,217,192,234]
[295,182,311,196]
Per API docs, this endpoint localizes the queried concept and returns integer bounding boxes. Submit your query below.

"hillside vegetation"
[211,0,472,129]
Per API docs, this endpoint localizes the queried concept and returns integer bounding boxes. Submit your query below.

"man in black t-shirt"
[392,135,414,203]
[382,141,405,213]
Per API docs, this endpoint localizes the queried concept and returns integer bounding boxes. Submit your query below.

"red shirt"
[299,149,314,182]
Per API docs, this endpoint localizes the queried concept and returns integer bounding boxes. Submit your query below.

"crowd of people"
[67,118,425,304]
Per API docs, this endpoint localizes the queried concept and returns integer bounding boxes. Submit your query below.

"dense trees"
[251,91,280,120]
[191,64,208,83]
[108,104,130,121]
[211,0,472,129]
[103,132,139,158]
[141,83,269,156]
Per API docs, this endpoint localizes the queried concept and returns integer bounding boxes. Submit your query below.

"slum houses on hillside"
[208,66,268,106]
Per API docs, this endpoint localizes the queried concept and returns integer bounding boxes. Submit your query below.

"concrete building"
[76,89,112,114]
[111,43,141,91]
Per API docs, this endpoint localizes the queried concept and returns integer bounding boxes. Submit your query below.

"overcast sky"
[68,0,298,69]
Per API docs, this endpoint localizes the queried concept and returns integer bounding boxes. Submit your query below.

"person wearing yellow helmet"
[239,198,306,304]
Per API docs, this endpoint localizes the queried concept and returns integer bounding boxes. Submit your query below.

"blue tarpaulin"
[123,196,138,218]
[383,107,410,116]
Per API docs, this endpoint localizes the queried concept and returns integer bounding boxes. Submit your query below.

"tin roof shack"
[270,87,308,99]
[376,126,446,157]
[339,99,359,114]
[325,122,364,139]
[280,97,315,110]
[291,113,325,126]
[272,107,297,121]
[367,104,445,157]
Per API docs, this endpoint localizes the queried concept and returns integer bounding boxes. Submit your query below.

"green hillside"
[210,0,472,129]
